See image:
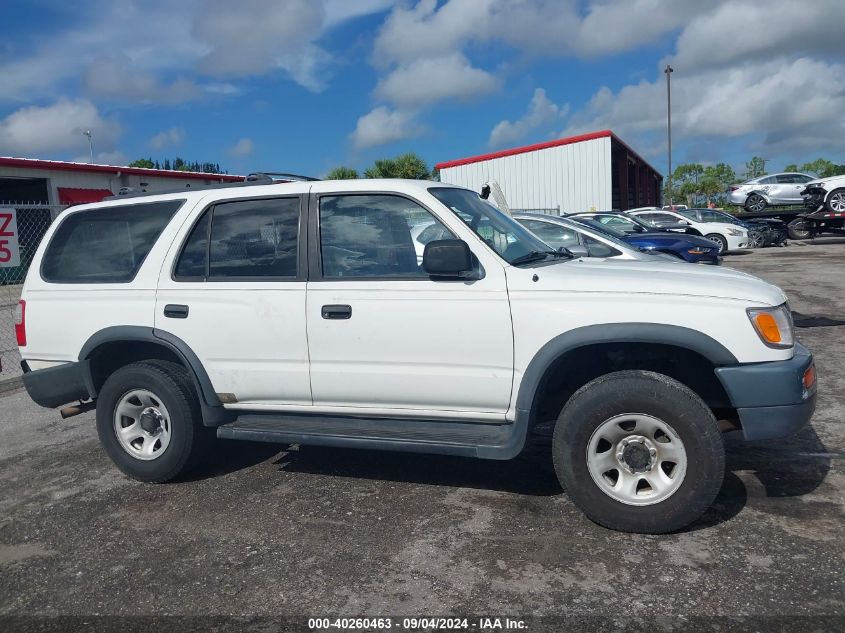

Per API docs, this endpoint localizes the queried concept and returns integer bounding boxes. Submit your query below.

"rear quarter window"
[41,200,183,283]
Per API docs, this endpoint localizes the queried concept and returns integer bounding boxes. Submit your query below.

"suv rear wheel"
[96,360,208,482]
[552,370,724,533]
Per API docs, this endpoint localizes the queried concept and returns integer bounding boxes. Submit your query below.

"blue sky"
[1,0,843,178]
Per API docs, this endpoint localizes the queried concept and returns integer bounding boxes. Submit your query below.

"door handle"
[321,304,352,320]
[164,304,189,319]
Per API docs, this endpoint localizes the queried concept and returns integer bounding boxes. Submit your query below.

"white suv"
[628,209,748,253]
[17,179,816,534]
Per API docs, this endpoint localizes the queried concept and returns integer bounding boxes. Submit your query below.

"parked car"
[18,179,815,534]
[569,215,721,264]
[513,213,675,262]
[572,211,702,236]
[675,208,787,248]
[788,174,845,239]
[629,209,749,253]
[728,173,815,212]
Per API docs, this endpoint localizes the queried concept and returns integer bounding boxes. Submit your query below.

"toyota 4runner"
[17,179,817,533]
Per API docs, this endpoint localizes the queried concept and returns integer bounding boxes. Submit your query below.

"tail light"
[14,299,26,346]
[729,185,739,192]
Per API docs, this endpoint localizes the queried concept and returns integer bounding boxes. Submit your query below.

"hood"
[808,174,845,188]
[625,233,719,248]
[508,257,786,305]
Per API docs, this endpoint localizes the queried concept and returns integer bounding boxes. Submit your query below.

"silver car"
[729,173,815,212]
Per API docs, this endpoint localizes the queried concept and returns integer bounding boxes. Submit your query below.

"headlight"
[687,247,711,254]
[747,304,794,348]
[726,228,743,236]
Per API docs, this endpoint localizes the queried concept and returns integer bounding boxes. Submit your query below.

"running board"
[216,413,526,460]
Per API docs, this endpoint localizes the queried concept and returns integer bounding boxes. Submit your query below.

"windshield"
[428,187,553,264]
[571,218,633,247]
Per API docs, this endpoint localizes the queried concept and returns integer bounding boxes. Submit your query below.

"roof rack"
[247,172,320,182]
[103,171,319,201]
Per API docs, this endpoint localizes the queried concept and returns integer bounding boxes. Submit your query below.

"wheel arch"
[746,189,772,204]
[514,324,737,446]
[79,326,231,425]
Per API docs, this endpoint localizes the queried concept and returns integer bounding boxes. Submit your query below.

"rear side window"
[41,200,182,283]
[174,197,300,280]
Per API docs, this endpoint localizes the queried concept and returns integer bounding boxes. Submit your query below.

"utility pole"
[664,64,673,207]
[83,130,93,163]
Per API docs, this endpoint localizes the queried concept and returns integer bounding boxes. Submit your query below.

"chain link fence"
[1,203,64,379]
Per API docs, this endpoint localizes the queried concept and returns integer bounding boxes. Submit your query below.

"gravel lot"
[1,241,843,631]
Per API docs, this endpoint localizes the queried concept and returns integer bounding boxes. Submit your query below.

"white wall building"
[0,157,243,207]
[436,129,662,214]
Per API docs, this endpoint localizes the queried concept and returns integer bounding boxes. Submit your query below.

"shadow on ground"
[186,422,832,532]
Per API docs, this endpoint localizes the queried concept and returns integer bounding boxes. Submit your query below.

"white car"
[17,179,815,534]
[629,209,748,253]
[513,213,678,262]
[728,173,815,212]
[801,174,845,214]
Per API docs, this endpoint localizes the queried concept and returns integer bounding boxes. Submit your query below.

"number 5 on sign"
[0,208,21,267]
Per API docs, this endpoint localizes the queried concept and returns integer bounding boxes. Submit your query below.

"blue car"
[569,215,721,264]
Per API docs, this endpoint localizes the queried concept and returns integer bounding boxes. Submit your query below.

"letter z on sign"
[0,208,21,267]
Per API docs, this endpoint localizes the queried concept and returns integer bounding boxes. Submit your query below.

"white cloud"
[228,138,256,157]
[0,98,121,156]
[0,0,395,103]
[563,57,845,156]
[488,88,567,148]
[148,127,186,150]
[375,53,497,108]
[193,0,327,88]
[85,54,200,103]
[350,107,421,149]
[372,0,719,65]
[668,0,844,72]
[72,150,128,166]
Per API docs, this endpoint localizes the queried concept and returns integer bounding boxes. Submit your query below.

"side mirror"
[423,239,476,278]
[567,244,589,258]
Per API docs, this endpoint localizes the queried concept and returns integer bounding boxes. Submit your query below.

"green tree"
[364,152,431,179]
[671,163,704,205]
[128,158,155,169]
[744,156,767,180]
[783,163,799,173]
[701,162,737,205]
[799,158,842,178]
[326,166,359,179]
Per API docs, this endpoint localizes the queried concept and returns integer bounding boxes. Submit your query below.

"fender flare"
[79,326,224,415]
[510,323,737,447]
[746,189,772,204]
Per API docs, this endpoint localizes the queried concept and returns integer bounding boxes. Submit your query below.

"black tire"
[552,370,724,534]
[705,233,728,254]
[96,360,207,483]
[748,230,764,249]
[744,193,767,213]
[787,219,810,240]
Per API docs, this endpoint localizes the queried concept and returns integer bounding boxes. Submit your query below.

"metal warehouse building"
[435,129,662,213]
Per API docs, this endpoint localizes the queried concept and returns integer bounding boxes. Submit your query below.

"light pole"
[83,130,93,163]
[664,64,673,207]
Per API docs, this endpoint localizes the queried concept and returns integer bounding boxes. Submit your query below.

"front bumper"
[725,233,749,251]
[715,343,816,440]
[801,186,826,210]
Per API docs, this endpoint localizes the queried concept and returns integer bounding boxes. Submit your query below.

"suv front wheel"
[96,360,208,482]
[552,370,725,533]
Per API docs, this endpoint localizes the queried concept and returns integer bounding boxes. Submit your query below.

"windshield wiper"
[510,249,571,266]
